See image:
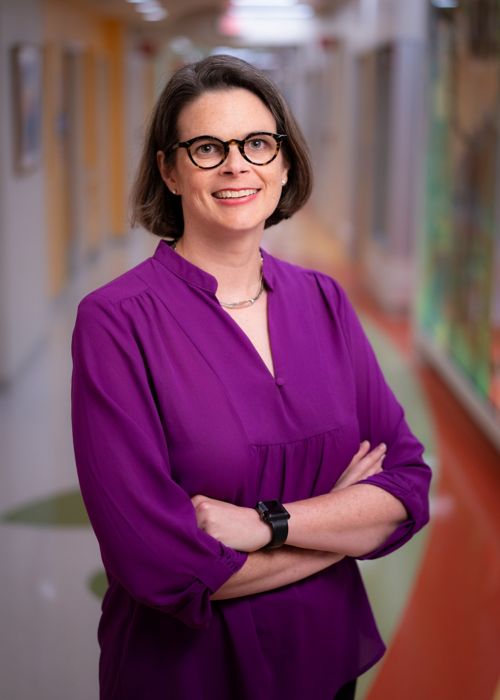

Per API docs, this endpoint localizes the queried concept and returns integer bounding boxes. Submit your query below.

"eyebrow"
[181,131,278,143]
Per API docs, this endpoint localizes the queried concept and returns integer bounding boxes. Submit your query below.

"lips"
[212,189,259,199]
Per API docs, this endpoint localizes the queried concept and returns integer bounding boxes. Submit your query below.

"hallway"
[1,0,499,697]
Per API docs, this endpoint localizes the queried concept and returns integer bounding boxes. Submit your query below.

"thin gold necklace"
[172,242,264,309]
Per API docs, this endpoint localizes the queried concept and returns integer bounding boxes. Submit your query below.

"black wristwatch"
[255,500,290,549]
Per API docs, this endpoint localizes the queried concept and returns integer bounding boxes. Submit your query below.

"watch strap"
[266,516,289,549]
[255,500,290,549]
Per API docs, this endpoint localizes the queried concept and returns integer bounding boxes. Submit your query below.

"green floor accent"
[89,570,108,599]
[1,489,89,526]
[362,315,435,456]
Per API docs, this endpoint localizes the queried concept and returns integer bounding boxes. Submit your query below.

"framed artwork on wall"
[11,44,43,174]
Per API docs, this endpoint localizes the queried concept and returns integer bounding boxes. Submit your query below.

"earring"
[171,188,177,195]
[281,178,287,186]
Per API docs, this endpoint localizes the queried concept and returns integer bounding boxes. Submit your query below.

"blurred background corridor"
[0,0,499,698]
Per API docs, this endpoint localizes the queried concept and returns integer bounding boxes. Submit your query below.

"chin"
[218,205,278,230]
[214,213,267,234]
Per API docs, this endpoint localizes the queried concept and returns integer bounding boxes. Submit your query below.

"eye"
[247,138,267,151]
[197,143,216,155]
[191,138,225,159]
[245,134,275,153]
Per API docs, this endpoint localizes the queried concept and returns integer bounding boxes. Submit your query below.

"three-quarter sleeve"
[337,283,432,559]
[71,296,247,628]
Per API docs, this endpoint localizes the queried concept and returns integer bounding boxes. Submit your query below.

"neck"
[174,233,264,302]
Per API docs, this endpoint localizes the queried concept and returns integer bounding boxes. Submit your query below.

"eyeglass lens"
[188,134,279,168]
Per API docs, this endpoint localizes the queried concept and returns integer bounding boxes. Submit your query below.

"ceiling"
[78,0,350,36]
[81,0,224,26]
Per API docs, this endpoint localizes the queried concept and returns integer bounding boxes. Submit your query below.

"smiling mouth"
[212,189,259,200]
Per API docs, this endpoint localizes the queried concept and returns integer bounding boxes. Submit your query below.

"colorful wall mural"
[418,0,500,429]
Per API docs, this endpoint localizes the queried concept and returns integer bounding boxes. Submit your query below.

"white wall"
[297,0,428,311]
[0,0,48,386]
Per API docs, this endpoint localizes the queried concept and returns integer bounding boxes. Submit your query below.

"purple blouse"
[71,241,431,699]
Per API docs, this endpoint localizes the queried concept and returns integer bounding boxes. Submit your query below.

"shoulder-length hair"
[131,54,312,239]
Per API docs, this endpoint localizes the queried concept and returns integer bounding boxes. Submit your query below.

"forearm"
[193,443,407,562]
[285,483,407,557]
[211,547,343,600]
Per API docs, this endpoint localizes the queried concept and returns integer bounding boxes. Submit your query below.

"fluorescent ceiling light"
[130,0,168,20]
[136,2,163,13]
[142,9,168,20]
[229,3,313,18]
[231,0,298,5]
[431,0,458,7]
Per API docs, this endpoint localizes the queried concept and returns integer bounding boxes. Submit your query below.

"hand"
[331,441,386,492]
[191,495,271,552]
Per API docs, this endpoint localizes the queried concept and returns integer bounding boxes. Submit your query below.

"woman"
[71,55,431,700]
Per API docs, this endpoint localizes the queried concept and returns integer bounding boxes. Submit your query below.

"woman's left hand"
[191,495,271,552]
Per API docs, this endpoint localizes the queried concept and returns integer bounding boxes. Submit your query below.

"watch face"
[258,500,290,520]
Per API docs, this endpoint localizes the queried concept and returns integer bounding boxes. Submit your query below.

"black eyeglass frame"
[170,132,287,169]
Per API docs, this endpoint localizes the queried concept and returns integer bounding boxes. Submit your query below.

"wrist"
[257,516,274,549]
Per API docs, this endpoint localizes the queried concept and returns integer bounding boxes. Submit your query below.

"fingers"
[365,442,386,464]
[191,494,206,508]
[332,441,388,491]
[347,441,385,470]
[355,440,371,459]
[358,441,385,458]
[191,494,218,508]
[358,442,386,476]
[346,441,369,471]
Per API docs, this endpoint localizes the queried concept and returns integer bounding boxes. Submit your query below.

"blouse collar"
[153,239,275,293]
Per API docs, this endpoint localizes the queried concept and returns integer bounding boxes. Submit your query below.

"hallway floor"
[0,209,498,699]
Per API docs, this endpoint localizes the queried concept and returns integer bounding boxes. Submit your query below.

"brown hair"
[131,54,312,239]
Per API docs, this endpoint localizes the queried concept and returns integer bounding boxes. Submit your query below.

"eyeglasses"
[171,132,287,169]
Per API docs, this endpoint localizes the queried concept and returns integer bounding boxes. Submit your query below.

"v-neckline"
[219,289,277,383]
[152,240,285,387]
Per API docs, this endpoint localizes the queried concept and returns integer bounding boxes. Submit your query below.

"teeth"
[213,189,258,199]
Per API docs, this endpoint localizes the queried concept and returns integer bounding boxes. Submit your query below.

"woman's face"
[158,88,289,241]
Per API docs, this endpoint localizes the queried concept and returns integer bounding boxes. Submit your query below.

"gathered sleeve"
[336,283,432,559]
[71,296,247,628]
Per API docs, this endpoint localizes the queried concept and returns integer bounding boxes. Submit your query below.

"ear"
[280,150,290,186]
[157,151,180,195]
[281,164,290,187]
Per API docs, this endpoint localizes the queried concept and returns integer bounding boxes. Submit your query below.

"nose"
[222,142,249,173]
